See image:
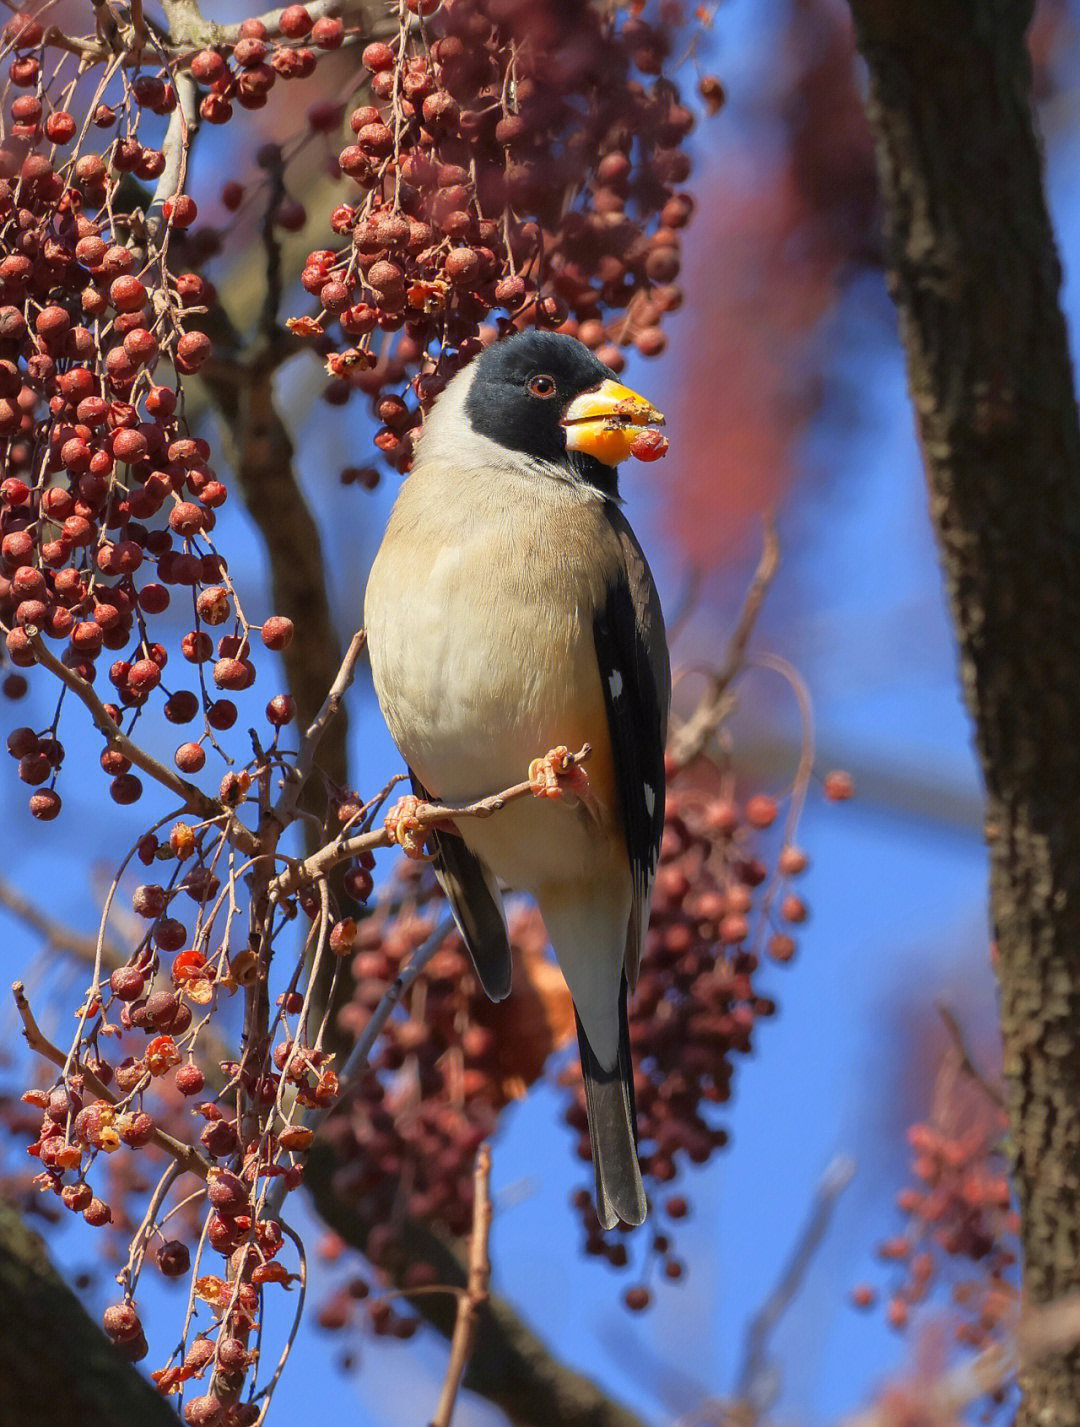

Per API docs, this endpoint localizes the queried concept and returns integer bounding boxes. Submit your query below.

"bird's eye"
[527,373,557,398]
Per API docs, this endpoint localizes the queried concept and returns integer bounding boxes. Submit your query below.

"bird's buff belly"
[368,574,615,892]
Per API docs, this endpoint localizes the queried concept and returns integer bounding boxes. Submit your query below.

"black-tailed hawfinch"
[364,331,670,1228]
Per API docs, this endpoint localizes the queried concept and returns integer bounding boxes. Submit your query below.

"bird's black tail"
[575,977,646,1230]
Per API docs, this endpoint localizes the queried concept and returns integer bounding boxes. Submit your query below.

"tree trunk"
[0,1199,178,1427]
[848,1,1080,1420]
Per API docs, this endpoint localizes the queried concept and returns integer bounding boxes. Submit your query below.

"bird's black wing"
[593,508,670,987]
[409,771,513,1001]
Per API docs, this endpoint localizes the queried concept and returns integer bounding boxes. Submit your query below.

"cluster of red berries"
[853,1060,1018,1353]
[0,25,308,826]
[285,0,706,477]
[0,47,303,827]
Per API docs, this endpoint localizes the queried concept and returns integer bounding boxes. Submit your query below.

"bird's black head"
[463,331,622,495]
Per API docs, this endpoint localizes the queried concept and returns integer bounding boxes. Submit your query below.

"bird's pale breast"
[365,474,622,892]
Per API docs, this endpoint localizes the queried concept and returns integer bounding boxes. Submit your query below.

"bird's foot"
[384,795,437,861]
[528,746,598,817]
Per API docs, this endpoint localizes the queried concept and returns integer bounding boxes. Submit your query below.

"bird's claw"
[528,746,597,816]
[384,795,436,861]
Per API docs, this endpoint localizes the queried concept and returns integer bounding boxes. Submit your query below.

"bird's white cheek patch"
[643,782,655,817]
[608,669,624,698]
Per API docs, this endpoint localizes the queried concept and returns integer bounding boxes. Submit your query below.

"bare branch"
[12,981,210,1182]
[668,518,780,767]
[148,70,198,235]
[735,1154,855,1419]
[269,743,592,900]
[0,875,124,969]
[221,0,352,42]
[431,1142,493,1427]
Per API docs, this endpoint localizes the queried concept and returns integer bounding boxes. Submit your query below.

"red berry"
[311,16,344,47]
[780,894,807,924]
[157,1240,191,1277]
[823,769,854,801]
[261,615,294,650]
[175,1063,205,1095]
[778,845,808,876]
[745,794,777,828]
[175,742,206,773]
[110,275,147,313]
[29,789,61,820]
[279,4,313,36]
[362,41,394,71]
[266,694,295,725]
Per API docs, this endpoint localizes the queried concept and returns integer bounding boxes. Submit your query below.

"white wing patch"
[608,669,624,698]
[643,782,655,816]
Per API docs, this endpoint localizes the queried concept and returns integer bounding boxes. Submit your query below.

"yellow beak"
[561,379,665,467]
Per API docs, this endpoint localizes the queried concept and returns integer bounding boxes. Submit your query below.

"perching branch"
[269,743,592,900]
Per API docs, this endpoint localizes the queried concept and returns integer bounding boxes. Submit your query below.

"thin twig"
[734,1154,855,1419]
[148,70,198,235]
[12,981,210,1181]
[431,1143,494,1427]
[24,630,260,857]
[273,628,367,826]
[937,1004,1005,1110]
[270,743,592,901]
[249,1218,308,1422]
[347,913,455,1070]
[264,912,455,1218]
[668,518,780,768]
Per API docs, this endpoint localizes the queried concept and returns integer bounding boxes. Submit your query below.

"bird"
[364,330,670,1228]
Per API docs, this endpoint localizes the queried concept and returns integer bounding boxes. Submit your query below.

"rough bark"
[848,2,1080,1420]
[0,1200,179,1427]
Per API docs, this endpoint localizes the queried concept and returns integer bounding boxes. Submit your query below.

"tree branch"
[0,1199,181,1427]
[0,877,124,970]
[844,1294,1080,1427]
[303,1142,649,1427]
[668,518,780,767]
[431,1143,493,1427]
